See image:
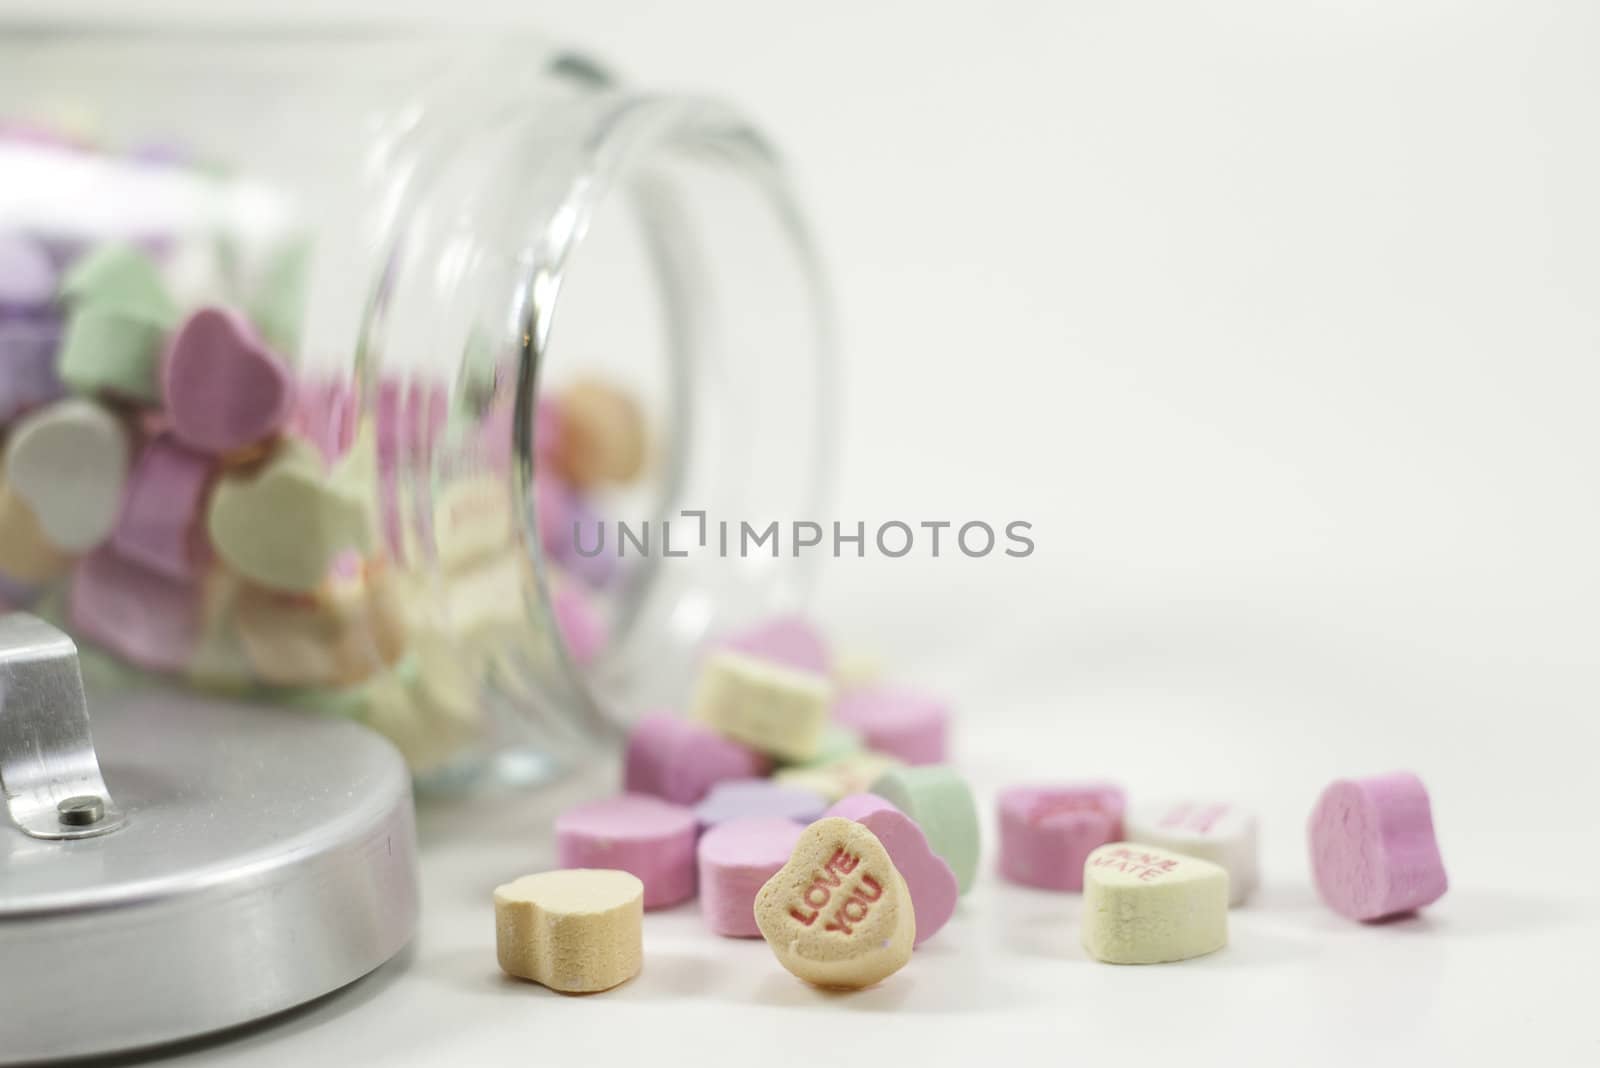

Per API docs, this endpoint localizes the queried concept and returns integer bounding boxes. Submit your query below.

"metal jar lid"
[0,614,419,1063]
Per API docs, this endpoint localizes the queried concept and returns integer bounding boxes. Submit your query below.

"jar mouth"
[521,92,836,735]
[362,84,834,768]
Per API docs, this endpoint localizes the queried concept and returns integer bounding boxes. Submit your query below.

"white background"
[5,2,1598,1065]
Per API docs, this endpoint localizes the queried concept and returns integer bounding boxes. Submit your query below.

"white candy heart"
[5,398,129,553]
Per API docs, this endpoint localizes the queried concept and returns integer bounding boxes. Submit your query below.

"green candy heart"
[870,765,982,894]
[207,439,373,593]
[56,244,180,402]
[58,243,179,320]
[786,723,865,768]
[56,307,173,402]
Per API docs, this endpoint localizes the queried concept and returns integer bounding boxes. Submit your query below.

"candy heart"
[0,481,72,583]
[434,473,513,572]
[552,584,607,666]
[698,817,806,938]
[1126,799,1259,906]
[54,244,178,403]
[553,491,617,589]
[163,307,295,453]
[774,751,902,804]
[694,779,828,832]
[1081,843,1229,965]
[534,474,575,558]
[833,685,950,765]
[206,437,372,593]
[0,232,58,312]
[111,434,216,581]
[68,547,202,673]
[717,614,831,676]
[494,869,644,994]
[232,564,407,688]
[624,713,771,806]
[787,723,864,767]
[824,793,958,947]
[4,397,129,552]
[1308,772,1448,922]
[870,765,982,894]
[56,307,173,402]
[690,650,832,763]
[57,243,178,317]
[291,376,358,464]
[550,379,646,488]
[555,795,700,910]
[998,782,1127,892]
[0,319,65,423]
[754,816,915,989]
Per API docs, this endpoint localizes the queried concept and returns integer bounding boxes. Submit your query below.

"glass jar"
[0,27,832,784]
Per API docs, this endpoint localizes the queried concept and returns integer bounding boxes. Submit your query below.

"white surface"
[5,1,1598,1063]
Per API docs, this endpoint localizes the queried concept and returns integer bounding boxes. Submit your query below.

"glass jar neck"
[344,67,834,771]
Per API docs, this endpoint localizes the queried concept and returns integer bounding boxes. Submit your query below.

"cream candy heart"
[754,816,915,989]
[494,869,644,995]
[4,398,129,553]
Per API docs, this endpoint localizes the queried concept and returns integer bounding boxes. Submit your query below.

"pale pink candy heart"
[292,377,358,464]
[69,548,201,672]
[110,434,216,581]
[552,584,607,666]
[534,474,574,556]
[717,614,830,676]
[162,307,295,454]
[824,792,959,947]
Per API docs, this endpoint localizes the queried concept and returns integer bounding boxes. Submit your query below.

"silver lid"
[0,616,419,1063]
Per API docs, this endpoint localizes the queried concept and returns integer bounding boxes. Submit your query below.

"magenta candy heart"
[825,792,959,947]
[162,307,295,454]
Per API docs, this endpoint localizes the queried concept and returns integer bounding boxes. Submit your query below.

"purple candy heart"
[0,233,59,314]
[551,491,618,589]
[693,779,829,832]
[0,319,65,424]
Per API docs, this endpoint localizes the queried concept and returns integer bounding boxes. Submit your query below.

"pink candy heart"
[717,614,831,676]
[111,434,215,582]
[552,585,607,666]
[162,307,295,454]
[823,793,959,947]
[69,548,201,672]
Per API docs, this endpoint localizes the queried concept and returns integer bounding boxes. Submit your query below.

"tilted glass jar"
[0,27,832,784]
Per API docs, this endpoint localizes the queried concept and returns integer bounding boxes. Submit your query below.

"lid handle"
[0,613,127,840]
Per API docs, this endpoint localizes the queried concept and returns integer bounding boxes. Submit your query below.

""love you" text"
[788,847,885,936]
